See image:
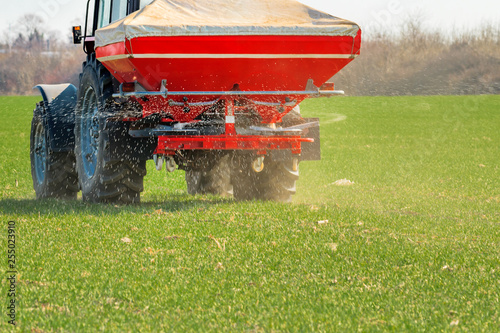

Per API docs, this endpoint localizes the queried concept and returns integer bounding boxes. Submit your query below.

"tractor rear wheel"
[74,57,146,204]
[30,103,79,199]
[231,156,299,202]
[185,154,232,197]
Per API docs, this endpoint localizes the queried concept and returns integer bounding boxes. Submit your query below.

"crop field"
[0,95,499,332]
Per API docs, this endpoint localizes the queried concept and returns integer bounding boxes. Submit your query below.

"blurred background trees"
[0,14,83,95]
[331,19,500,95]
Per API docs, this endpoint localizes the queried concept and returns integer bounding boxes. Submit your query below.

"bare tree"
[1,24,15,53]
[17,14,44,38]
[14,14,46,50]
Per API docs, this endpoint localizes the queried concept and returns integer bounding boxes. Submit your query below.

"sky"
[0,0,499,41]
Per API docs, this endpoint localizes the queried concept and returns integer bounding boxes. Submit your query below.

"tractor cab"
[74,0,154,52]
[95,0,154,30]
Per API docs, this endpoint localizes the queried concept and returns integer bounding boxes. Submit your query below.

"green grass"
[1,95,499,332]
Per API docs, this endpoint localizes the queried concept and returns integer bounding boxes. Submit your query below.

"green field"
[1,95,499,332]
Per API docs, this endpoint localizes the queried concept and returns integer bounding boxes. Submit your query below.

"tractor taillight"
[72,26,82,44]
[319,82,335,91]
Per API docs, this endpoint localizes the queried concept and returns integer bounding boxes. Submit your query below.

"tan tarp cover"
[96,0,360,48]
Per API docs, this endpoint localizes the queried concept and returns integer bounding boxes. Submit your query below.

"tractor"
[30,0,361,204]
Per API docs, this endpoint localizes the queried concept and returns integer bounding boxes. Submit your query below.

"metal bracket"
[305,79,320,94]
[306,79,344,97]
[160,79,168,98]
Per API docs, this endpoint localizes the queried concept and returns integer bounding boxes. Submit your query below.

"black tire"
[185,155,232,197]
[30,103,79,200]
[74,57,146,204]
[231,156,299,202]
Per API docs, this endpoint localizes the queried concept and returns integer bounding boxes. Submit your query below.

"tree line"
[333,19,500,96]
[0,14,84,95]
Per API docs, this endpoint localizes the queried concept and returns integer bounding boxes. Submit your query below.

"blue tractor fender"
[33,84,77,153]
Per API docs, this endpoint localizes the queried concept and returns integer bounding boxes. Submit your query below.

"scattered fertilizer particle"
[327,243,338,252]
[317,220,328,225]
[332,179,355,186]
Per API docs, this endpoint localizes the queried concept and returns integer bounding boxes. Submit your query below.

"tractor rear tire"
[74,57,146,204]
[231,156,299,202]
[30,103,79,200]
[185,155,232,197]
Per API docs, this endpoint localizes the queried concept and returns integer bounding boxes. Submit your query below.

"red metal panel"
[155,135,312,155]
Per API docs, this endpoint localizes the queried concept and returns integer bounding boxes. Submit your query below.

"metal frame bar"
[114,88,344,99]
[113,80,344,99]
